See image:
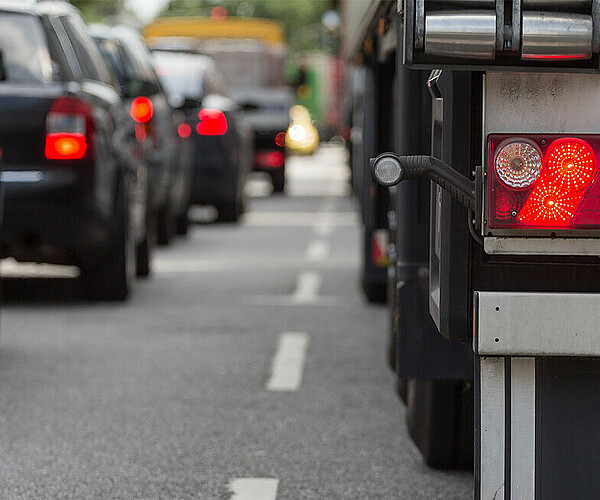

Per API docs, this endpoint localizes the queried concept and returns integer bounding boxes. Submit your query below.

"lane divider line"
[228,478,279,500]
[304,239,330,262]
[291,271,322,304]
[266,332,310,392]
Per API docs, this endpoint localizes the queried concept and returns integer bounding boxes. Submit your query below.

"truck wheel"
[362,279,387,303]
[271,167,285,193]
[406,379,474,469]
[82,185,134,301]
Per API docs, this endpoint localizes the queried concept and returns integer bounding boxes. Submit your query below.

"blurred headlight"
[289,124,307,142]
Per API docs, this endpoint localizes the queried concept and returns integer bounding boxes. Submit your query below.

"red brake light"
[488,135,600,230]
[196,108,227,136]
[45,96,93,161]
[178,123,192,138]
[275,132,286,147]
[254,150,285,168]
[130,97,153,123]
[45,133,87,160]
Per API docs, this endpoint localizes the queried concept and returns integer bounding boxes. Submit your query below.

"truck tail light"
[488,135,600,230]
[196,108,227,136]
[45,96,94,160]
[130,97,153,123]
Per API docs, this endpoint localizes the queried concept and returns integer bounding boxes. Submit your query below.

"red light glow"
[196,108,227,136]
[254,150,285,169]
[178,123,192,138]
[45,133,87,160]
[130,97,153,124]
[275,132,286,147]
[545,139,595,191]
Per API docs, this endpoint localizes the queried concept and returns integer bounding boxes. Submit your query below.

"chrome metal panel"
[480,357,505,500]
[484,72,600,135]
[476,291,600,356]
[511,358,536,500]
[522,0,591,7]
[424,11,496,59]
[484,237,600,255]
[522,12,592,60]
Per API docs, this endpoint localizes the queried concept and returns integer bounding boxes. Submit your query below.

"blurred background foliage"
[71,0,124,22]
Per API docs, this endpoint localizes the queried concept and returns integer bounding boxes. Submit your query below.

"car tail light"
[275,132,286,147]
[254,150,285,168]
[178,123,192,138]
[130,97,153,123]
[45,96,94,160]
[488,134,600,230]
[196,108,227,136]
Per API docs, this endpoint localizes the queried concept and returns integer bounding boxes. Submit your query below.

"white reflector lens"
[495,141,542,189]
[374,156,402,186]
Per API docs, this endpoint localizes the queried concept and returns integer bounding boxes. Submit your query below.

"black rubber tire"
[362,279,387,303]
[82,184,134,301]
[176,210,189,235]
[156,202,175,246]
[271,167,285,193]
[406,379,474,469]
[216,201,241,223]
[135,238,151,278]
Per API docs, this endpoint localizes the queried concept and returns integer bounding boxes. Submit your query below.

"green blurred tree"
[70,0,123,21]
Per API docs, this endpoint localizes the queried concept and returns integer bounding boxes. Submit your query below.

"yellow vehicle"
[145,16,294,192]
[145,17,285,47]
[285,105,319,156]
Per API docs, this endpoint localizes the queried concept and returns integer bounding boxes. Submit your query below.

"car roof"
[90,24,145,45]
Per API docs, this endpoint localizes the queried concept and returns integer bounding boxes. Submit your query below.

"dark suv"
[91,24,193,246]
[0,1,148,300]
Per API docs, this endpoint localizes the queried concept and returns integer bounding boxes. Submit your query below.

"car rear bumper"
[0,169,113,265]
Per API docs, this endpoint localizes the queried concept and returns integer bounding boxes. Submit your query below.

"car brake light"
[254,150,285,168]
[275,132,286,147]
[488,135,600,230]
[196,108,227,136]
[130,97,153,123]
[45,96,94,160]
[177,123,192,138]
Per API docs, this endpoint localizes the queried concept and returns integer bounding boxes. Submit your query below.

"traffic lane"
[0,147,472,498]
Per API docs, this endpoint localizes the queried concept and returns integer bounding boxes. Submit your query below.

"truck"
[344,0,600,496]
[145,17,293,193]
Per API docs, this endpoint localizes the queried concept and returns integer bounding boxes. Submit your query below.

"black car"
[0,1,147,300]
[152,51,252,222]
[91,25,193,247]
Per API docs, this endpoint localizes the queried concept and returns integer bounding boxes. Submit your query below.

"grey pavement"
[0,145,473,499]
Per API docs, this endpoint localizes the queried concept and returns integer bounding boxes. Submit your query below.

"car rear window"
[0,12,53,83]
[152,53,204,100]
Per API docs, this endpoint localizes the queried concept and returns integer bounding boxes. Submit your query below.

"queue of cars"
[0,0,263,300]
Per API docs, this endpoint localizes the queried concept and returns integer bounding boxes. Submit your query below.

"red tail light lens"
[254,150,285,168]
[488,135,600,230]
[45,96,93,160]
[178,123,192,138]
[275,132,286,147]
[196,108,227,136]
[45,134,87,160]
[130,97,153,124]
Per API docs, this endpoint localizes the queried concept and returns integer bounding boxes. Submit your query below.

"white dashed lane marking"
[304,239,330,262]
[228,478,279,500]
[291,271,322,304]
[266,332,310,392]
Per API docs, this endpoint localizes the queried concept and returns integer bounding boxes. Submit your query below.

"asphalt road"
[0,145,473,499]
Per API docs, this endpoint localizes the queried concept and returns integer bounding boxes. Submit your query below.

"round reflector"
[495,140,542,189]
[545,138,595,191]
[373,155,402,187]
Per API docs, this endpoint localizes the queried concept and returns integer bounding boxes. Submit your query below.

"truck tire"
[406,379,474,469]
[82,184,134,301]
[362,278,387,303]
[176,211,189,235]
[217,199,242,223]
